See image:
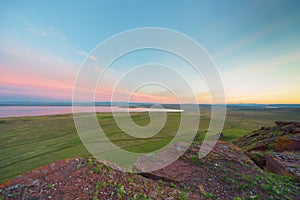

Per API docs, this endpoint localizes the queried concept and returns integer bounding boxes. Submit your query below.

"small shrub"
[87,158,94,167]
[126,177,132,183]
[96,181,106,190]
[93,165,102,173]
[44,184,54,189]
[190,155,200,165]
[132,193,150,200]
[180,191,187,200]
[169,182,177,188]
[203,192,215,199]
[116,186,126,198]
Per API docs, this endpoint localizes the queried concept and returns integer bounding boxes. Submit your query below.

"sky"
[0,0,300,104]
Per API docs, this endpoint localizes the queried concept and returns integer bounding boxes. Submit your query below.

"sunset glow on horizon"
[1,0,300,104]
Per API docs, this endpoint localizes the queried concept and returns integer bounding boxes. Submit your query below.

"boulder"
[266,154,286,176]
[265,153,300,181]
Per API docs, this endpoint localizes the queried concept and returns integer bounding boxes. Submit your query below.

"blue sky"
[1,0,300,103]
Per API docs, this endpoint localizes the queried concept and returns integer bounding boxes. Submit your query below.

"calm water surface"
[0,106,183,118]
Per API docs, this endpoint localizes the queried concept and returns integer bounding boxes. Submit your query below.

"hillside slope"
[1,140,299,200]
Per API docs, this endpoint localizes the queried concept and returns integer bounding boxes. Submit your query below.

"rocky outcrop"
[275,134,300,152]
[235,121,300,181]
[275,121,300,134]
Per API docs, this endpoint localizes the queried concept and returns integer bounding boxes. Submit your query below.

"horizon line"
[0,101,300,106]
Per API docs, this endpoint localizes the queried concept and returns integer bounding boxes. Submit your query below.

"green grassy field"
[1,107,300,184]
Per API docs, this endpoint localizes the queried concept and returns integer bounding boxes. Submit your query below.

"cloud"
[74,49,97,61]
[28,27,52,37]
[213,16,299,59]
[0,44,78,101]
[27,25,67,41]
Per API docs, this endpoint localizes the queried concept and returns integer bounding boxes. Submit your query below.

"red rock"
[266,154,290,176]
[247,144,267,152]
[275,135,300,152]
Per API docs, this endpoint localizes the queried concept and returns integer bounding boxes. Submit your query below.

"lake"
[0,106,183,118]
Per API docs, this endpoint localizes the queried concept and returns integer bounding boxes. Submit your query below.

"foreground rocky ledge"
[1,141,299,199]
[235,121,300,182]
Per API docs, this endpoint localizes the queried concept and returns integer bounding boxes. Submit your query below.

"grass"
[0,114,90,184]
[0,107,300,184]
